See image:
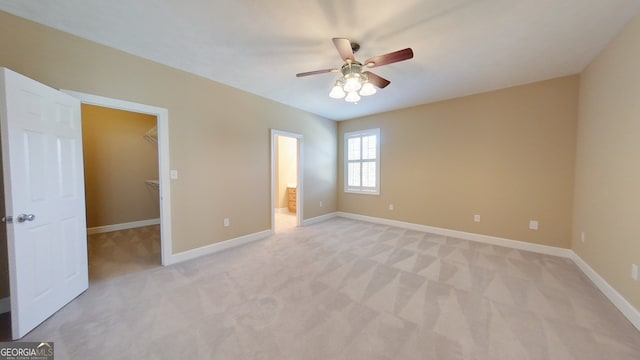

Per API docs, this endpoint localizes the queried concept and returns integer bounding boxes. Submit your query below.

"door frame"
[62,90,173,266]
[270,129,303,230]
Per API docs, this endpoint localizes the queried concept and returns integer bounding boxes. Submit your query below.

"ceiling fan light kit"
[297,38,414,104]
[329,62,377,102]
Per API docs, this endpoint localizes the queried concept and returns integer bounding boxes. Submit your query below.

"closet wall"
[82,104,160,228]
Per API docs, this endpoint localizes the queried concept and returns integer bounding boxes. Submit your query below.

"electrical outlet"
[319,201,323,207]
[632,264,639,281]
[581,232,585,243]
[529,220,539,230]
[388,203,394,211]
[474,215,481,222]
[223,218,230,227]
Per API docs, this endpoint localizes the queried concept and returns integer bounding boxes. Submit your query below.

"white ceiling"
[1,0,639,121]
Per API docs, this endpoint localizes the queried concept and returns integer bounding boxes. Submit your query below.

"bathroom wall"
[276,136,297,209]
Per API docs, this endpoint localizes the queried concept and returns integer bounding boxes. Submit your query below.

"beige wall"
[573,14,640,311]
[276,136,297,209]
[338,76,579,248]
[0,11,337,254]
[82,104,160,228]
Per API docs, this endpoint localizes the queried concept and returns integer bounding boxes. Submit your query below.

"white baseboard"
[169,213,336,266]
[302,212,338,226]
[167,212,340,265]
[569,251,640,331]
[0,297,9,314]
[336,212,571,258]
[168,229,273,265]
[336,212,639,331]
[87,218,161,235]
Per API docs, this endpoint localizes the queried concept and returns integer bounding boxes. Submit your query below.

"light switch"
[170,170,178,180]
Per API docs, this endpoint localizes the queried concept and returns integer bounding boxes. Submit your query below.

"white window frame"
[344,128,380,195]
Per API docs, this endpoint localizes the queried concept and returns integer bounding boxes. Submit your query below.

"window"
[344,128,380,194]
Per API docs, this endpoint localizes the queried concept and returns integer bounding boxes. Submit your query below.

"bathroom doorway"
[271,130,303,232]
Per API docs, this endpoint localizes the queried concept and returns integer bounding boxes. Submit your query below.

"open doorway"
[82,104,161,281]
[63,90,173,267]
[271,130,303,232]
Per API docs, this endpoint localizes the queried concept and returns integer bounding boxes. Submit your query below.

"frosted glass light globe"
[343,75,362,92]
[329,83,346,98]
[359,82,376,96]
[345,91,361,103]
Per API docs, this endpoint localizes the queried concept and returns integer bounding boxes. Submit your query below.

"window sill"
[344,190,380,196]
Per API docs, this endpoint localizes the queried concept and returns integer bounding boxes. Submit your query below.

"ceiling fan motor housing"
[341,61,363,77]
[340,62,368,93]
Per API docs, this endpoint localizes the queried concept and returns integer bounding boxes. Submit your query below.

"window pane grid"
[344,129,380,195]
[347,162,361,187]
[362,135,376,160]
[347,137,361,160]
[361,161,376,187]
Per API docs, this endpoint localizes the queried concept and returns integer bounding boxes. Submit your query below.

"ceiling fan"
[296,38,414,103]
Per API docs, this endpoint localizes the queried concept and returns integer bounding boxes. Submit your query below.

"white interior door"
[0,68,88,339]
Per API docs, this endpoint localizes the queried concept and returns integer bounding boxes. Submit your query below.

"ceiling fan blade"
[364,48,414,68]
[296,68,337,77]
[332,38,355,62]
[364,71,391,88]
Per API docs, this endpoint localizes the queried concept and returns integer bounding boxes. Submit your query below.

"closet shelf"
[144,126,158,144]
[144,180,160,189]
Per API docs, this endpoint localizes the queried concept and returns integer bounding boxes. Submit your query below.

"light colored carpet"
[21,218,640,359]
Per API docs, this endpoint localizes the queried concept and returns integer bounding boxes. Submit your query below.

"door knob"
[16,214,35,223]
